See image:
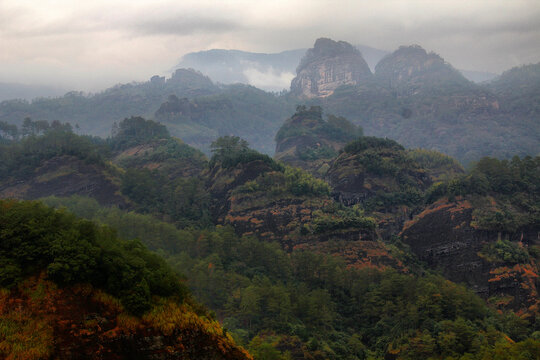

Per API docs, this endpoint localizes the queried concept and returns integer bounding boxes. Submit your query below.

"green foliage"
[407,148,465,182]
[364,187,424,211]
[0,120,19,142]
[36,195,538,359]
[209,135,282,170]
[408,148,463,170]
[120,169,212,228]
[425,155,540,231]
[111,116,169,150]
[275,106,362,162]
[297,145,337,161]
[478,239,530,265]
[0,126,107,180]
[283,167,330,197]
[234,166,330,198]
[0,200,187,315]
[309,204,376,234]
[343,136,404,155]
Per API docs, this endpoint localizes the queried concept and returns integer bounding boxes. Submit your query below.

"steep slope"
[401,156,540,313]
[203,136,403,271]
[0,127,126,207]
[326,136,432,238]
[290,38,372,98]
[0,199,251,360]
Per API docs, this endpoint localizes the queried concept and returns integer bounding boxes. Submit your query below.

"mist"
[1,0,539,93]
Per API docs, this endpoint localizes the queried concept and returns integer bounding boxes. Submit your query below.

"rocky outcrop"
[326,138,431,207]
[290,38,372,98]
[400,198,539,312]
[274,106,360,176]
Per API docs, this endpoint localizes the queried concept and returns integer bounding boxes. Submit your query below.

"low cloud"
[0,0,538,91]
[243,67,295,92]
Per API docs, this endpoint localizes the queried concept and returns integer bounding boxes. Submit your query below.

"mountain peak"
[375,45,469,95]
[290,38,372,98]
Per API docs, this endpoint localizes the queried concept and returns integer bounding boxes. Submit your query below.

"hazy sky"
[1,0,539,91]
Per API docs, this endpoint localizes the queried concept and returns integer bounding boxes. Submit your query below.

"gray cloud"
[131,15,241,36]
[0,0,539,91]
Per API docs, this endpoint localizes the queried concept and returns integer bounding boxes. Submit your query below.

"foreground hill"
[0,199,251,360]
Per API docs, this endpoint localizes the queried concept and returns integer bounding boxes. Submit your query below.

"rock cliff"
[290,38,372,98]
[400,198,539,313]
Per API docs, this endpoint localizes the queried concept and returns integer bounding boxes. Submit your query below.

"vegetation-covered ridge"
[0,106,539,359]
[34,196,540,360]
[274,105,362,176]
[0,199,251,359]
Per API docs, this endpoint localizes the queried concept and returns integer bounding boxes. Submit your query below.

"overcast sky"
[1,0,539,91]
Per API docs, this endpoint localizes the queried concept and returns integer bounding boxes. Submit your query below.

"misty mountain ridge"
[174,43,497,91]
[0,37,538,165]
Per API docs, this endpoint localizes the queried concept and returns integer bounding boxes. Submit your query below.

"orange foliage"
[0,275,252,360]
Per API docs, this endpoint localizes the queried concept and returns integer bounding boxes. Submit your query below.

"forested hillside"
[0,39,538,165]
[0,114,538,359]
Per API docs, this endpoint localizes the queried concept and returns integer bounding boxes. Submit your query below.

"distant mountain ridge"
[174,44,497,90]
[0,38,537,165]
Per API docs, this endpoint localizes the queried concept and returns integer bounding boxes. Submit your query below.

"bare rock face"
[290,38,372,98]
[400,198,539,313]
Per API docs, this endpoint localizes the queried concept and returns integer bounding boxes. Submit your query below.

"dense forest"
[0,113,538,359]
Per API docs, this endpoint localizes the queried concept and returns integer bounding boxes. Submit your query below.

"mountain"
[154,84,295,155]
[0,125,126,207]
[374,44,473,96]
[173,44,389,92]
[316,42,539,165]
[0,69,219,137]
[290,38,373,98]
[401,155,540,313]
[0,38,538,168]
